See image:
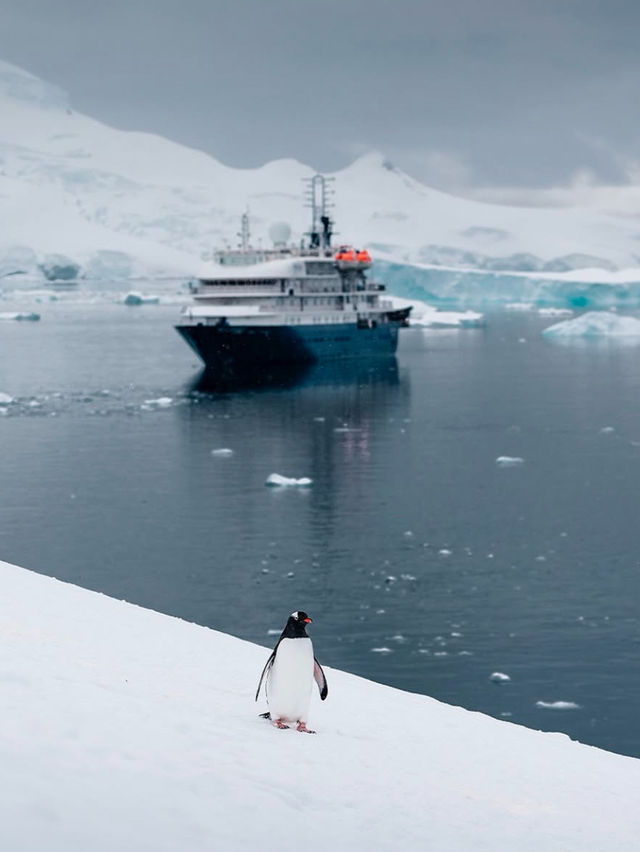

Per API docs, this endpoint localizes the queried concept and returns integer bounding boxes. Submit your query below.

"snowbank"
[542,311,640,338]
[1,558,639,851]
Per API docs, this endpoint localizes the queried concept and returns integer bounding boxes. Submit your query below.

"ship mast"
[237,210,251,251]
[304,174,334,254]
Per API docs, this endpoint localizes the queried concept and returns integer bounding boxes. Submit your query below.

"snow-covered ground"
[1,557,639,851]
[4,56,640,306]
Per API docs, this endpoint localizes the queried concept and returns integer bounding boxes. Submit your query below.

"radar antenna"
[303,175,334,253]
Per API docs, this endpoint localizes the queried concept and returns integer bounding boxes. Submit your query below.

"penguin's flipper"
[255,650,276,701]
[313,657,328,700]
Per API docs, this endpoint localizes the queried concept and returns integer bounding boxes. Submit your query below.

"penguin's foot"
[296,722,316,734]
[273,719,290,729]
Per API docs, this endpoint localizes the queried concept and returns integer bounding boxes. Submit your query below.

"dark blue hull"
[175,321,402,369]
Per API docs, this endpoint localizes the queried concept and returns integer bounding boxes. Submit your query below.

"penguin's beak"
[304,617,313,623]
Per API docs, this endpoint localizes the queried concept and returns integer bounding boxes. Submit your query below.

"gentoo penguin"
[255,610,328,733]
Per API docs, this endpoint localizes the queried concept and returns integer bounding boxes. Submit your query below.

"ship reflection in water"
[189,355,400,395]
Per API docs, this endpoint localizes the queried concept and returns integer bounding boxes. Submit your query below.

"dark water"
[1,294,640,757]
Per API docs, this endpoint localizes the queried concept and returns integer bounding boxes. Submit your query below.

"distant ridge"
[2,59,640,282]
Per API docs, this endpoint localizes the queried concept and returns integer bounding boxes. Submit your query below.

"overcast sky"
[1,0,639,196]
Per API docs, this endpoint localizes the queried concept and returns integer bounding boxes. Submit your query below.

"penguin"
[255,610,328,733]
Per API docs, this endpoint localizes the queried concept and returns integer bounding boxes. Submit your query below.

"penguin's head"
[291,610,313,624]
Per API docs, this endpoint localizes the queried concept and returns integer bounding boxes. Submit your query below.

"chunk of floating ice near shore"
[538,307,573,317]
[265,473,313,487]
[123,291,160,306]
[370,647,393,654]
[542,311,640,338]
[0,392,14,404]
[438,548,452,556]
[536,700,581,710]
[144,397,173,407]
[0,311,40,321]
[496,456,524,467]
[506,302,533,311]
[490,672,511,683]
[211,448,234,456]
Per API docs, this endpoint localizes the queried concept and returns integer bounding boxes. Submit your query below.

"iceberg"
[0,311,40,321]
[542,311,640,339]
[390,297,483,328]
[265,473,313,487]
[496,456,524,467]
[122,291,160,306]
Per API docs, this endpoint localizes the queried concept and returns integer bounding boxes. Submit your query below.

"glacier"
[3,57,640,308]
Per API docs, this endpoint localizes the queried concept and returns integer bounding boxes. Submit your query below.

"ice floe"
[543,311,640,338]
[0,392,14,404]
[0,311,40,321]
[495,456,525,467]
[122,291,160,306]
[211,448,234,456]
[536,701,581,711]
[265,473,313,487]
[143,397,173,407]
[490,672,511,683]
[538,307,573,317]
[390,297,483,328]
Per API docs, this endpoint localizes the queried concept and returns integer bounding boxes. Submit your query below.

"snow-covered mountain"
[2,556,640,851]
[3,58,640,291]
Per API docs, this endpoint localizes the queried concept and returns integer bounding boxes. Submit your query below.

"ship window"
[305,261,335,276]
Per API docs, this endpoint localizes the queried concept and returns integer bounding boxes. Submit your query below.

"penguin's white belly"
[267,638,314,722]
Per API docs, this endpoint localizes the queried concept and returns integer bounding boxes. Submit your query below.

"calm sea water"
[1,289,640,757]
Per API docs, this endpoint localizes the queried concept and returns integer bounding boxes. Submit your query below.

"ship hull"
[175,320,401,369]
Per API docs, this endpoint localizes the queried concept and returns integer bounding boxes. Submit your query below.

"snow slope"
[1,558,639,851]
[4,58,640,286]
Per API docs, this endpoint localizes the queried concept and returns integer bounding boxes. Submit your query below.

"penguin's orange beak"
[303,616,313,623]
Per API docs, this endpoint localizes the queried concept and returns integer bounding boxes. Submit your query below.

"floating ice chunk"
[536,700,581,710]
[506,302,534,311]
[490,672,511,683]
[0,311,40,321]
[144,397,173,407]
[538,307,573,317]
[123,291,160,306]
[438,548,452,556]
[543,311,640,338]
[412,310,484,328]
[496,456,524,467]
[211,448,234,456]
[265,473,312,487]
[370,647,393,654]
[599,426,615,434]
[0,392,14,404]
[390,296,484,328]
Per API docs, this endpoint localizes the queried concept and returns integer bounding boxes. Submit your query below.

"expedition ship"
[175,175,411,371]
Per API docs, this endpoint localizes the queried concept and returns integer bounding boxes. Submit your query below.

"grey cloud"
[1,0,639,191]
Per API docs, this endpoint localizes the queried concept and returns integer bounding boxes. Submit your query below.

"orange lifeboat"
[356,250,372,263]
